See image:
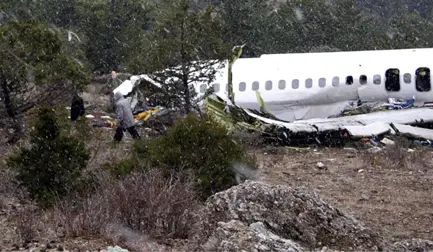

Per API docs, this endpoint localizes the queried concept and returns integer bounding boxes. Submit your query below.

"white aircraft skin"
[193,48,433,121]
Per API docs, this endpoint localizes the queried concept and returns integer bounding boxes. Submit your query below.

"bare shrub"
[15,207,39,243]
[107,169,197,239]
[361,141,433,170]
[48,192,111,239]
[0,145,25,199]
[47,169,198,241]
[0,166,21,203]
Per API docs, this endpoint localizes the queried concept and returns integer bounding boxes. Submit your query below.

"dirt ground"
[252,146,433,244]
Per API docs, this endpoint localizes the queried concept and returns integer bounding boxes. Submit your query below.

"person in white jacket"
[113,91,140,142]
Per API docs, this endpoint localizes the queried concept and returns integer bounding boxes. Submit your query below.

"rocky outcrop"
[384,239,433,252]
[192,180,383,251]
[200,220,306,252]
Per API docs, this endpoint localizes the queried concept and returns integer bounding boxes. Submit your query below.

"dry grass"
[46,169,198,241]
[15,207,39,243]
[3,169,196,251]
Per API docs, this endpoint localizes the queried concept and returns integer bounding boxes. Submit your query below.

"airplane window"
[403,73,411,84]
[265,80,273,90]
[385,68,400,91]
[305,78,312,88]
[319,78,326,88]
[252,81,259,91]
[278,80,286,90]
[359,75,367,85]
[346,76,353,85]
[332,77,339,86]
[373,74,381,84]
[200,84,207,93]
[239,82,246,91]
[292,79,299,89]
[213,83,220,92]
[225,84,228,91]
[416,67,431,92]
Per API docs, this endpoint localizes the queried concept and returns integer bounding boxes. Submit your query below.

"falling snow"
[0,0,433,251]
[294,7,304,21]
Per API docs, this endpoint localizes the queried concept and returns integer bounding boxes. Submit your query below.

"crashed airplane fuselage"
[195,47,433,121]
[114,47,433,121]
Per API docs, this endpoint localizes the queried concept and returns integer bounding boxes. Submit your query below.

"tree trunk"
[180,16,191,114]
[0,71,22,144]
[182,71,191,114]
[108,0,121,71]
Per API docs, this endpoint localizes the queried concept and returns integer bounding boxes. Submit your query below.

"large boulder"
[191,180,383,251]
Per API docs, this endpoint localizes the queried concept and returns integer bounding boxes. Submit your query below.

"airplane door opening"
[385,68,400,91]
[416,67,431,92]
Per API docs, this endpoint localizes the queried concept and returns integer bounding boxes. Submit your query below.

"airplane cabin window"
[239,82,246,91]
[359,75,367,85]
[332,77,339,86]
[292,79,299,89]
[278,80,286,90]
[416,67,431,92]
[403,73,411,84]
[213,83,220,92]
[346,76,353,85]
[200,84,207,93]
[305,78,313,88]
[319,78,326,88]
[252,81,260,91]
[385,68,400,92]
[265,80,273,90]
[373,74,381,84]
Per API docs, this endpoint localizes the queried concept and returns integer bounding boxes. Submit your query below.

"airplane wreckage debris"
[82,44,433,149]
[203,94,433,148]
[77,71,433,150]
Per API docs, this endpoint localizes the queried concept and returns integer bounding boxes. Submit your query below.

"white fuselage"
[193,48,433,121]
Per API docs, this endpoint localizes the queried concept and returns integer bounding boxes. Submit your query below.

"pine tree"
[0,20,90,143]
[127,0,231,113]
[7,107,90,208]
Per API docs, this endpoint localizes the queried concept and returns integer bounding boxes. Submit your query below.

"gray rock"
[38,244,47,252]
[192,180,382,251]
[384,239,433,252]
[201,220,305,252]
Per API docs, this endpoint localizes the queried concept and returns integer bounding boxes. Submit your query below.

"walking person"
[113,91,140,142]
